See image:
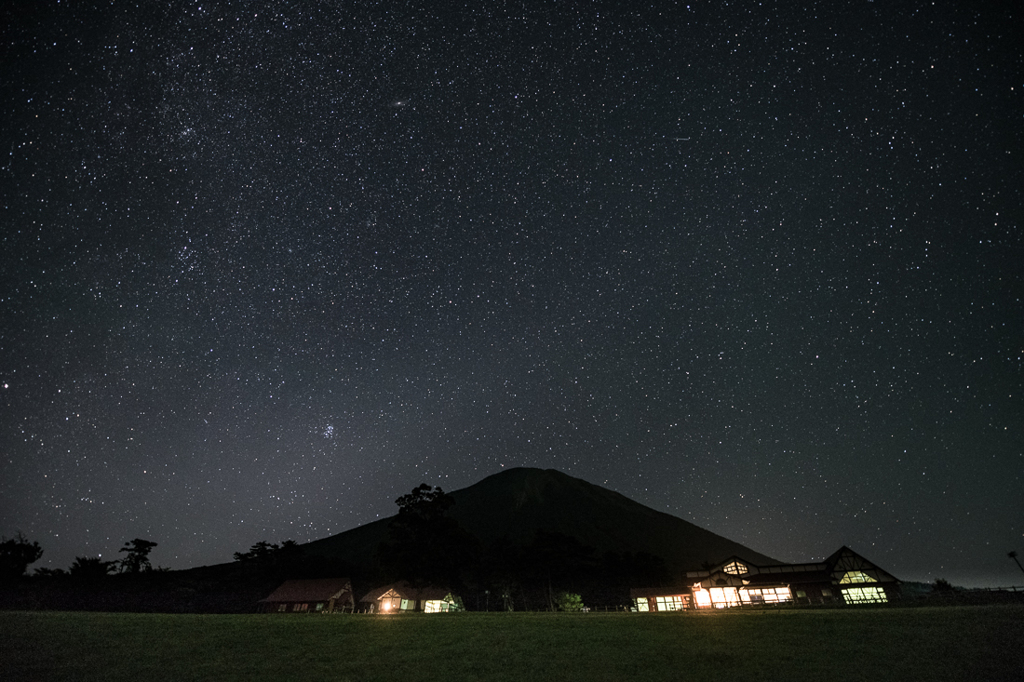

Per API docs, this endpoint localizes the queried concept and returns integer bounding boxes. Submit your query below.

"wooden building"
[359,581,461,613]
[259,577,355,613]
[631,546,899,611]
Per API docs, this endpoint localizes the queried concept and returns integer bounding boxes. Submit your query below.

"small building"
[260,577,355,613]
[630,587,691,612]
[359,581,461,613]
[631,546,899,611]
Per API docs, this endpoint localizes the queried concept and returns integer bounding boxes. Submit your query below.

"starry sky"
[2,1,1021,588]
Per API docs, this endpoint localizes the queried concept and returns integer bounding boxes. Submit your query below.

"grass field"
[2,605,1022,682]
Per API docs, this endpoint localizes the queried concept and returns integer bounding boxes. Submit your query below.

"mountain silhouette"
[303,468,778,571]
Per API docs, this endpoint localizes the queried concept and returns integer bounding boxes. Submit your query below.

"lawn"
[2,606,1022,682]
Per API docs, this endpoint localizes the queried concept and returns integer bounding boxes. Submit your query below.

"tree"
[118,538,158,574]
[478,536,526,611]
[377,484,478,588]
[932,578,955,593]
[234,540,280,564]
[0,532,44,581]
[33,567,68,579]
[70,556,116,580]
[233,539,305,579]
[555,592,585,612]
[523,530,596,610]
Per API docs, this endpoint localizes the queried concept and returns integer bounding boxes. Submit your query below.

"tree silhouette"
[0,532,43,580]
[118,538,158,574]
[33,566,69,579]
[234,540,280,564]
[377,484,478,588]
[70,556,116,580]
[233,539,304,578]
[523,530,596,610]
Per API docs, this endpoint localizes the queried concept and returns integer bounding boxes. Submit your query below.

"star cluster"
[1,1,1021,586]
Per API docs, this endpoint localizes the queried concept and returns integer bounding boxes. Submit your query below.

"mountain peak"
[305,468,778,571]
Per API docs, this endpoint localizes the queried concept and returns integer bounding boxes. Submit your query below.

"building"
[259,577,355,613]
[632,546,899,611]
[359,581,461,613]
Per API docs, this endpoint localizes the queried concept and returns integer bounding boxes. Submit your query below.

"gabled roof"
[260,578,353,603]
[825,546,900,584]
[637,546,900,595]
[359,581,453,603]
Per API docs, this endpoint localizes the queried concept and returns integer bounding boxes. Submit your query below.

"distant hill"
[303,468,779,572]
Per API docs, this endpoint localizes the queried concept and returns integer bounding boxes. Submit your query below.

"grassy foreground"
[2,606,1022,682]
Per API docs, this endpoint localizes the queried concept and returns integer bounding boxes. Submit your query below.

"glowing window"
[839,570,874,584]
[708,587,740,608]
[655,595,686,611]
[424,600,451,613]
[740,587,792,604]
[277,604,287,612]
[842,587,888,604]
[693,589,712,608]
[634,598,650,612]
[723,561,747,575]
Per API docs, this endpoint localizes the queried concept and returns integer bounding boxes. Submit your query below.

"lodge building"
[259,577,355,613]
[359,581,461,613]
[631,546,899,611]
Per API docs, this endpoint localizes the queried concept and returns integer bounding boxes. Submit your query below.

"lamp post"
[1009,551,1024,578]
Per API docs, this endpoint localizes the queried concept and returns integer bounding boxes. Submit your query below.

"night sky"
[2,1,1021,588]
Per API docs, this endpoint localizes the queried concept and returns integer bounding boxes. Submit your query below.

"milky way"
[1,1,1021,586]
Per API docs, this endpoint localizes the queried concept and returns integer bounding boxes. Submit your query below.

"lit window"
[708,587,740,608]
[277,604,287,612]
[634,598,650,612]
[723,561,747,575]
[655,595,686,611]
[424,600,453,613]
[693,588,712,608]
[842,587,888,604]
[839,570,874,584]
[740,587,792,604]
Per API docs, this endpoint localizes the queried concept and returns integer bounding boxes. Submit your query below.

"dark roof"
[630,587,692,598]
[359,581,453,603]
[743,570,832,586]
[260,578,353,603]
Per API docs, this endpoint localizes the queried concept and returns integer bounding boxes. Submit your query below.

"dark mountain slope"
[303,468,778,570]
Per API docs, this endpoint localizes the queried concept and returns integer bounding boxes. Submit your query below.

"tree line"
[1,533,161,581]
